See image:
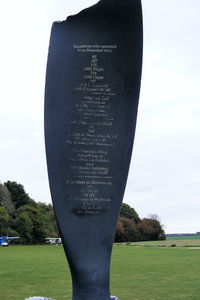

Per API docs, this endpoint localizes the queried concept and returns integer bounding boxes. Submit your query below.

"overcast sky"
[0,0,199,233]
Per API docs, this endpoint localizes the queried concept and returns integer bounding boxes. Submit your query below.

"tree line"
[0,181,59,244]
[0,181,165,244]
[115,203,165,242]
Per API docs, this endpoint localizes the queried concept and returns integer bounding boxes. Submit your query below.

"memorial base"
[25,296,118,300]
[24,297,55,300]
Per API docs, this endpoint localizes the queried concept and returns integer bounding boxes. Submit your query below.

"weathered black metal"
[45,0,143,299]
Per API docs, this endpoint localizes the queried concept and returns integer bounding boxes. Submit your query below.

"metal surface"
[45,0,143,299]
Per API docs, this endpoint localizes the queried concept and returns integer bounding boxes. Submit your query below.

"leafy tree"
[0,183,15,214]
[120,203,140,223]
[46,209,59,237]
[4,181,36,209]
[136,221,151,241]
[140,218,165,240]
[115,219,125,242]
[16,211,33,243]
[37,202,54,212]
[15,205,49,244]
[115,217,141,242]
[36,202,59,237]
[0,180,60,243]
[0,206,9,235]
[115,203,165,242]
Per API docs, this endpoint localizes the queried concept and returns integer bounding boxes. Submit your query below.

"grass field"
[1,243,200,300]
[120,238,200,248]
[166,235,200,241]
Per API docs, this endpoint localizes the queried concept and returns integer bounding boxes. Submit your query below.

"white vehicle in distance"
[45,238,62,245]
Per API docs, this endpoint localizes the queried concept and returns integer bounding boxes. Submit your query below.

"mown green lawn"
[0,244,200,300]
[120,238,200,248]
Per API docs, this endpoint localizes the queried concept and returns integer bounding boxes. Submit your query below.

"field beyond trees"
[1,243,200,300]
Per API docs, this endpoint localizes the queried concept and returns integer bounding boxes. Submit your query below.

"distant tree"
[115,217,141,242]
[36,202,59,237]
[4,181,36,209]
[0,206,9,235]
[137,218,165,241]
[46,209,59,237]
[16,211,33,243]
[37,202,54,212]
[120,203,140,223]
[115,219,125,242]
[15,205,49,244]
[136,221,152,241]
[0,180,60,243]
[115,203,165,242]
[122,217,140,241]
[0,183,15,214]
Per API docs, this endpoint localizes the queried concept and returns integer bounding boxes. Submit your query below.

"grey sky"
[0,0,199,233]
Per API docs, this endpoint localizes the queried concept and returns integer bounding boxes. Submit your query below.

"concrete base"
[24,297,55,300]
[25,296,118,300]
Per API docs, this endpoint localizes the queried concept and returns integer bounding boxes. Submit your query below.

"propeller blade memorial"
[44,0,143,299]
